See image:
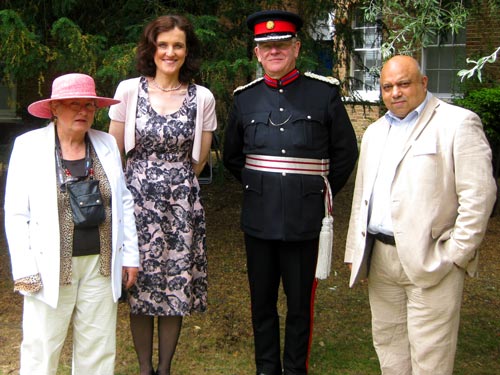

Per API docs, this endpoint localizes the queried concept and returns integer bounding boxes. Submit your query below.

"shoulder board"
[233,77,264,94]
[304,71,340,86]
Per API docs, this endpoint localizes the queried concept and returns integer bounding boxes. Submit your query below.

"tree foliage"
[362,0,469,59]
[454,87,500,183]
[0,0,346,130]
[1,0,498,130]
[0,9,52,94]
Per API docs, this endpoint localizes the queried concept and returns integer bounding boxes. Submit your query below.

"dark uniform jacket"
[224,72,358,241]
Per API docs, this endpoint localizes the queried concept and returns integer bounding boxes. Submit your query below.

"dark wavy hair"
[136,15,201,83]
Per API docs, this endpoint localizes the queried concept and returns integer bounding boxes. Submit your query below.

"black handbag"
[55,130,105,228]
[67,179,106,228]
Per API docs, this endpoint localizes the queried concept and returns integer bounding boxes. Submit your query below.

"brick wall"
[466,2,500,84]
[345,102,381,140]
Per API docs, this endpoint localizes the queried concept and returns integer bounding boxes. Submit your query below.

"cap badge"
[266,20,275,30]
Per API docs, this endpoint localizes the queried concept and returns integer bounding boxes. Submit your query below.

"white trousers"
[368,240,465,375]
[20,255,117,375]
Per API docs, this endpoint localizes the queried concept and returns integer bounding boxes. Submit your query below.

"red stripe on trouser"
[305,277,318,372]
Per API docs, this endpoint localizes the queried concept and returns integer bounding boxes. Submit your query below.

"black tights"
[130,313,183,375]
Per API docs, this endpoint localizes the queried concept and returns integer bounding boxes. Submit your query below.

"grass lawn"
[1,172,499,374]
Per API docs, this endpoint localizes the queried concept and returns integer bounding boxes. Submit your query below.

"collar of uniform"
[264,69,300,88]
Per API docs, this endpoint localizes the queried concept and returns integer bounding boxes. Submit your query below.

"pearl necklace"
[150,78,182,92]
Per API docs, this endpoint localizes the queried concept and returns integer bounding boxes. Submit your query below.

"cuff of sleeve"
[14,273,42,294]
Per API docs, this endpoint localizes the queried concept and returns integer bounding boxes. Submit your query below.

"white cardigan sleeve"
[108,77,140,155]
[192,84,217,163]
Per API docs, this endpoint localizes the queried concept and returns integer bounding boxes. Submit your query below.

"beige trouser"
[368,240,465,375]
[20,255,117,375]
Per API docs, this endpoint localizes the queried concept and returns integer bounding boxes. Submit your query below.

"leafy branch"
[363,0,468,58]
[457,47,500,82]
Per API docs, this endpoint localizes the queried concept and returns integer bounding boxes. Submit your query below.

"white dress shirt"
[367,92,431,236]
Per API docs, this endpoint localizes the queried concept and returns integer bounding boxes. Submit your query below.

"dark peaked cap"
[247,10,303,42]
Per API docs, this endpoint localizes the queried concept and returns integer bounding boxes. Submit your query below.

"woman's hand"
[193,131,213,176]
[122,267,139,289]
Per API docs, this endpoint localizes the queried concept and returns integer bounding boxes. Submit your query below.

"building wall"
[345,102,380,140]
[466,3,500,85]
[344,1,500,136]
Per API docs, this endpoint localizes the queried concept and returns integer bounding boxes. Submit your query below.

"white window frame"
[349,9,381,102]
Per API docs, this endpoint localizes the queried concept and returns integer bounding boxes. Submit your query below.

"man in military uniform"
[223,10,358,375]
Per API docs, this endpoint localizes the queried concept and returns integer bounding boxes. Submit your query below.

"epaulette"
[304,71,340,86]
[233,77,264,94]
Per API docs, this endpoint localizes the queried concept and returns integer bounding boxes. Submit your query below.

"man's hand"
[345,262,367,283]
[122,267,138,289]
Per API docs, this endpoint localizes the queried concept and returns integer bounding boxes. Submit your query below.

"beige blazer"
[345,95,497,288]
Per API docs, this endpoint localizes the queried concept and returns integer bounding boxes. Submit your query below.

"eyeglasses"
[62,101,98,112]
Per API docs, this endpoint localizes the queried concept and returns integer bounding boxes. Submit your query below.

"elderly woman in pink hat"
[4,73,139,375]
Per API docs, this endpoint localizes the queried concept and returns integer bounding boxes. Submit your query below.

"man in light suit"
[345,55,497,375]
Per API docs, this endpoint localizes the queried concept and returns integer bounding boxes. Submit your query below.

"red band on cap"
[254,20,296,36]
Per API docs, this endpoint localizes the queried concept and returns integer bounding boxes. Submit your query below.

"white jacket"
[4,123,139,308]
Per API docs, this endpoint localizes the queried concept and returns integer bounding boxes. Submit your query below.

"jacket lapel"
[364,119,391,193]
[88,130,116,190]
[42,123,59,219]
[398,95,440,164]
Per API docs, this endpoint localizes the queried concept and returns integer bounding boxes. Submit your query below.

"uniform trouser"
[244,234,318,375]
[20,254,117,375]
[368,240,465,375]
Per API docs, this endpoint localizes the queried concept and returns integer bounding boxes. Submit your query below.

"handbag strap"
[55,128,93,191]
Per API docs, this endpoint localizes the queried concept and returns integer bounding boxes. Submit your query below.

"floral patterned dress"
[126,77,207,316]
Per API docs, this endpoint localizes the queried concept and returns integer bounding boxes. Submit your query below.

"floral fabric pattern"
[126,77,207,316]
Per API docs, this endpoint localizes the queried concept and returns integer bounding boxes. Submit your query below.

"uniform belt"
[244,154,334,280]
[245,154,329,176]
[372,232,396,246]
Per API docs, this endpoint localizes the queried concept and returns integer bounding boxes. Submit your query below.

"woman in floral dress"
[108,15,217,375]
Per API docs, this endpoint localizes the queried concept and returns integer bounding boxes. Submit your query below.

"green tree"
[0,0,348,131]
[1,0,498,130]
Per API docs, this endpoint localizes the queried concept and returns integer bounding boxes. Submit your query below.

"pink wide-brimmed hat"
[27,73,120,119]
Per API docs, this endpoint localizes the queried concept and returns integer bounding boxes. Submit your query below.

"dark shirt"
[64,158,100,256]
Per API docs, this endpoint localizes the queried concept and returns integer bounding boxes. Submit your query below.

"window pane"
[351,8,381,95]
[424,27,465,96]
[353,70,364,90]
[426,71,439,92]
[451,46,466,68]
[453,29,466,44]
[426,46,440,69]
